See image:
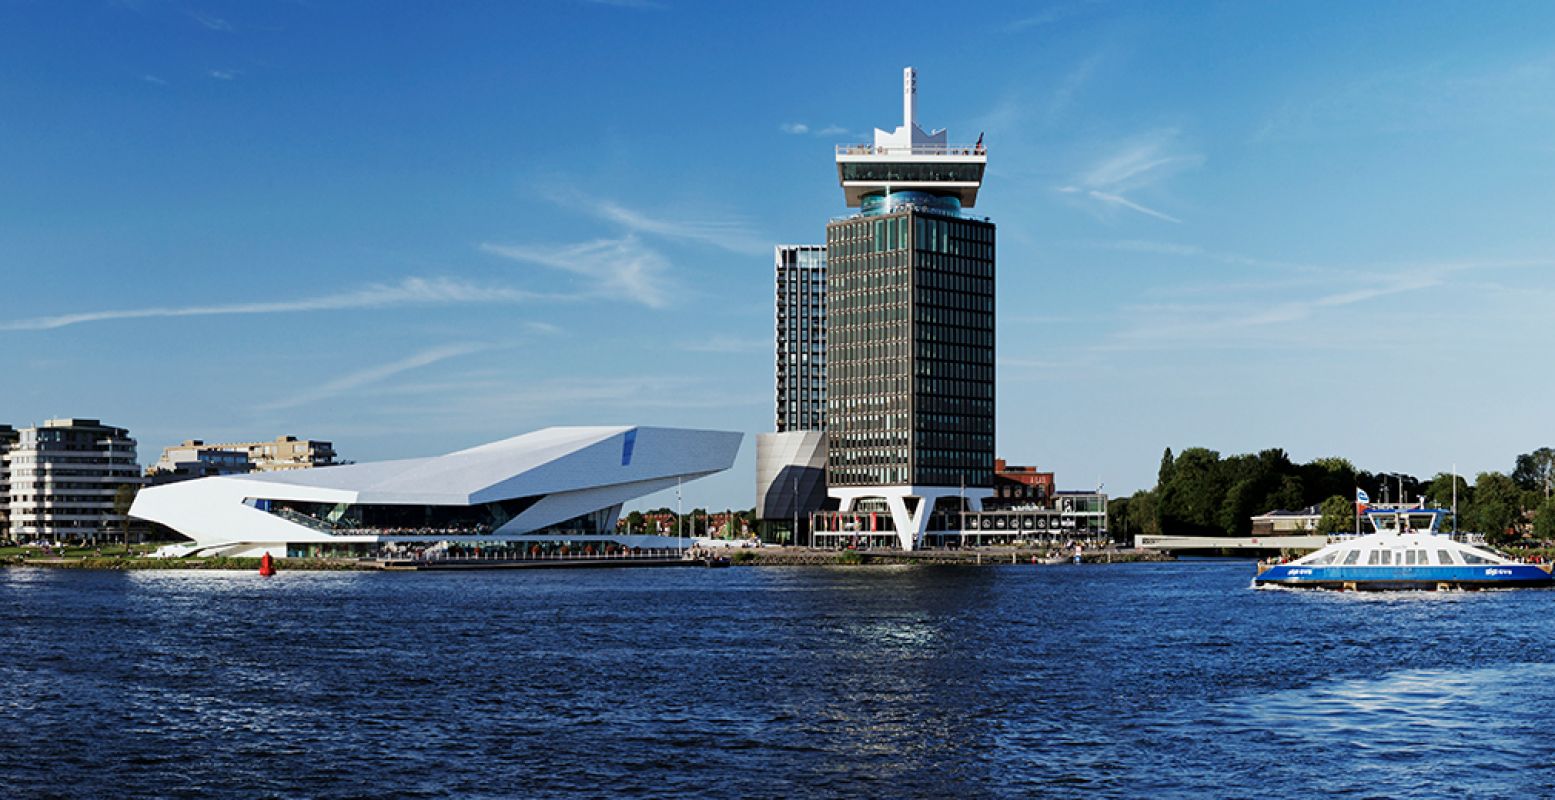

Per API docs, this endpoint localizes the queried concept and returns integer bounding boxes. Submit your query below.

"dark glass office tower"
[824,67,994,549]
[774,244,827,432]
[826,208,994,487]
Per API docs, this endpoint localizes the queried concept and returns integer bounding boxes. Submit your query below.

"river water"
[3,561,1553,799]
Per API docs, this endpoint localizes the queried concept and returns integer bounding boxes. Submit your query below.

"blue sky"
[2,1,1553,509]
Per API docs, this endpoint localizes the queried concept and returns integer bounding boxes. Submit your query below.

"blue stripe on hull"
[1256,564,1555,588]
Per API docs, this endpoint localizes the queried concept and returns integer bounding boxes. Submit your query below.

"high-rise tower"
[825,67,994,550]
[774,244,827,432]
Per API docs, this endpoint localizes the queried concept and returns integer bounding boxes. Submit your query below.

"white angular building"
[131,425,742,558]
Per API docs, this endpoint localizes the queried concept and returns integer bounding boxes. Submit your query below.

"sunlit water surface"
[3,561,1554,798]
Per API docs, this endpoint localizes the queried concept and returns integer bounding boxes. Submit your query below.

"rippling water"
[3,561,1554,799]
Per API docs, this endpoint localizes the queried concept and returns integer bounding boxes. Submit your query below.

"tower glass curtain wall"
[825,210,995,490]
[775,245,827,433]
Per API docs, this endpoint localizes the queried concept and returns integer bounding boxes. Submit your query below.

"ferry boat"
[1255,508,1554,591]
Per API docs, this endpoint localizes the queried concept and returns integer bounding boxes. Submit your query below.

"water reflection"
[3,563,1555,798]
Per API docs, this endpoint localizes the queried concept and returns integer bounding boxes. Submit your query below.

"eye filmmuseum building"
[132,426,742,558]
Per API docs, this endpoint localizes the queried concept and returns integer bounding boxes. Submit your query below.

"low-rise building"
[147,435,338,483]
[7,418,146,542]
[987,458,1055,509]
[0,424,19,538]
[755,431,829,545]
[204,435,338,472]
[1249,504,1324,535]
[148,440,256,485]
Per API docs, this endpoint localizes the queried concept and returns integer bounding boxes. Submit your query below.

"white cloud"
[256,343,494,411]
[0,277,541,332]
[1061,130,1203,224]
[1082,190,1183,224]
[561,192,770,256]
[192,12,233,31]
[481,236,672,308]
[208,69,239,80]
[580,0,664,8]
[780,122,853,139]
[141,74,168,85]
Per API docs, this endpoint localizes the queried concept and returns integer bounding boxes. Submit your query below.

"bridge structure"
[1134,534,1330,554]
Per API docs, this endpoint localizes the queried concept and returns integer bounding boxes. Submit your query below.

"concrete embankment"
[4,556,370,571]
[4,549,1172,570]
[720,548,1174,566]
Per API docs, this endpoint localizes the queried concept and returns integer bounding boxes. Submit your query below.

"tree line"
[1109,447,1555,544]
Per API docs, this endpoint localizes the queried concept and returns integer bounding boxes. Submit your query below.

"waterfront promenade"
[1,543,1172,570]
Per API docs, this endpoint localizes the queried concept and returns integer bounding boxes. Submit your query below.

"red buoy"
[259,552,276,577]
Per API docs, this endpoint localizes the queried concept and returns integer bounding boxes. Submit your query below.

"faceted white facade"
[131,426,742,557]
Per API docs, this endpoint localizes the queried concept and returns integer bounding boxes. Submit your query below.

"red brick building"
[990,458,1055,508]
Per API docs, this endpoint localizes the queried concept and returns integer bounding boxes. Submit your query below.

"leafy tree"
[1315,495,1355,535]
[1107,495,1131,538]
[1128,490,1160,536]
[1303,457,1356,503]
[1157,447,1226,536]
[1534,497,1555,541]
[1467,472,1523,545]
[1424,472,1472,531]
[625,510,645,533]
[112,484,139,545]
[1158,447,1175,487]
[1513,448,1555,499]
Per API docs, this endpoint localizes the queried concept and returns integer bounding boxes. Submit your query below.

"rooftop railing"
[836,144,986,157]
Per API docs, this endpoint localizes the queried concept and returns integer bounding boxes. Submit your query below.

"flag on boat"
[1356,488,1370,504]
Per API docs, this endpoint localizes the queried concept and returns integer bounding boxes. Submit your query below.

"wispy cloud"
[1059,130,1203,223]
[1254,54,1555,142]
[780,122,855,139]
[1006,2,1098,33]
[1093,258,1555,352]
[256,343,495,411]
[579,0,664,8]
[192,12,233,31]
[141,74,168,85]
[562,192,770,256]
[1075,190,1183,224]
[481,236,672,308]
[0,277,541,332]
[208,69,240,81]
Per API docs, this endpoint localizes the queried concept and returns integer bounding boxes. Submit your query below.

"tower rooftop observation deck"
[835,67,986,209]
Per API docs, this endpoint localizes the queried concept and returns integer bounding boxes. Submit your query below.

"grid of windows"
[775,245,827,432]
[825,209,995,489]
[4,421,145,539]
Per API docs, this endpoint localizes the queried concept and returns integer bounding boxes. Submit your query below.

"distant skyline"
[3,1,1553,509]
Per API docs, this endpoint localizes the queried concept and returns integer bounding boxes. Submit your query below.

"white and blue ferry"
[1255,507,1554,591]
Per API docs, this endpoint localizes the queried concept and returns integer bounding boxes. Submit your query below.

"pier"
[1133,534,1329,554]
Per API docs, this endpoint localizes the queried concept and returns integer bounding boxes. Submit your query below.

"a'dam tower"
[825,67,995,550]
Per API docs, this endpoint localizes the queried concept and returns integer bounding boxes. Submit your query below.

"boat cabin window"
[1309,552,1338,565]
[1341,550,1361,565]
[1403,550,1417,565]
[1461,553,1496,565]
[1437,550,1456,565]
